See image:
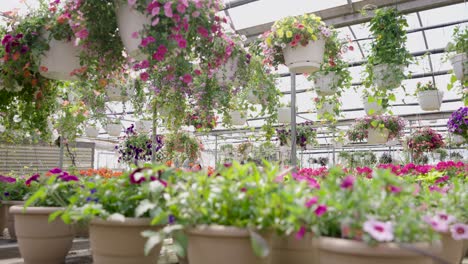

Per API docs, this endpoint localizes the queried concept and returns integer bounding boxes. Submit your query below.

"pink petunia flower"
[152,18,160,26]
[305,197,318,208]
[181,73,192,84]
[197,27,209,38]
[295,226,306,240]
[178,38,187,48]
[164,2,173,17]
[340,175,355,189]
[140,72,149,81]
[176,3,186,13]
[131,31,139,39]
[75,29,89,39]
[140,36,155,47]
[314,204,327,217]
[363,219,394,242]
[450,223,468,240]
[388,185,402,194]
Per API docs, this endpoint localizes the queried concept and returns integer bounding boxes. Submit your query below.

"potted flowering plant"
[309,27,352,96]
[363,8,412,90]
[106,118,122,137]
[185,108,217,131]
[447,107,467,143]
[52,165,176,264]
[347,115,405,144]
[276,122,317,150]
[415,81,444,111]
[261,14,332,73]
[406,127,445,162]
[164,132,201,163]
[116,125,164,165]
[0,174,40,240]
[314,96,341,122]
[361,90,388,115]
[446,26,467,82]
[12,169,79,264]
[156,162,302,264]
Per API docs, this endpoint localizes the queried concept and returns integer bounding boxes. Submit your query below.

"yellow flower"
[311,35,317,41]
[266,37,272,46]
[307,28,313,34]
[377,35,382,40]
[277,29,284,38]
[286,31,293,38]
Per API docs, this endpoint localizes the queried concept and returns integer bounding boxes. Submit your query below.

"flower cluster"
[276,121,317,149]
[447,107,467,141]
[79,168,123,178]
[347,115,406,142]
[185,109,218,131]
[260,14,332,68]
[116,125,164,165]
[406,127,445,154]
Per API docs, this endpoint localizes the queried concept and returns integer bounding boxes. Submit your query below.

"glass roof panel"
[424,24,468,50]
[418,3,468,27]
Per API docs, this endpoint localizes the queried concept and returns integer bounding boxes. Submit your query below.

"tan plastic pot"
[90,218,162,264]
[3,200,24,240]
[186,225,272,264]
[73,222,89,238]
[440,232,465,264]
[271,233,319,264]
[367,128,389,145]
[10,206,74,264]
[282,38,326,74]
[318,237,441,264]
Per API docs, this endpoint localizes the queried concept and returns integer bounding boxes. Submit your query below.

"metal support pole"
[58,136,64,169]
[214,136,218,167]
[290,72,297,168]
[151,103,158,163]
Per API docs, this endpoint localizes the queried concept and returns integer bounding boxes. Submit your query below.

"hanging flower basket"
[373,63,405,89]
[115,2,150,60]
[85,126,100,138]
[316,101,335,119]
[135,120,152,133]
[362,97,384,116]
[229,111,246,126]
[367,128,389,144]
[9,206,74,264]
[39,37,81,81]
[418,90,444,111]
[247,90,260,104]
[215,57,238,86]
[283,39,326,74]
[314,72,338,96]
[450,53,467,81]
[106,123,122,137]
[278,107,292,124]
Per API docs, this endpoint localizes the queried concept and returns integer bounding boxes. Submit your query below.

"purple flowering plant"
[276,121,317,149]
[347,115,405,142]
[447,107,467,142]
[116,125,165,165]
[0,174,40,201]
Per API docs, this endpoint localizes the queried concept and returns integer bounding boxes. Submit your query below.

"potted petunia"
[415,81,444,111]
[0,174,40,240]
[154,162,302,264]
[363,8,412,91]
[347,115,405,144]
[12,169,79,264]
[164,132,201,165]
[52,165,177,264]
[276,122,317,150]
[116,125,164,166]
[261,14,333,73]
[447,107,467,144]
[406,127,445,163]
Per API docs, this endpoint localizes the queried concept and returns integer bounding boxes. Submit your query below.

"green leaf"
[388,94,396,101]
[371,120,379,128]
[368,96,375,103]
[162,224,184,234]
[173,231,188,257]
[135,199,156,218]
[143,232,162,256]
[368,108,375,115]
[48,209,63,223]
[249,230,270,258]
[450,74,457,84]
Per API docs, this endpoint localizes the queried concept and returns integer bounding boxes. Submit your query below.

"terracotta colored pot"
[186,225,272,264]
[271,233,319,264]
[440,232,465,264]
[10,206,74,264]
[317,237,441,264]
[3,200,24,240]
[0,202,7,233]
[90,218,162,264]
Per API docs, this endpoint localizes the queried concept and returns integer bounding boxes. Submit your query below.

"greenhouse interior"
[0,0,467,263]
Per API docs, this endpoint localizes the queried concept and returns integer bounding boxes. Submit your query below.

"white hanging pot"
[106,86,134,101]
[106,123,122,137]
[449,53,467,81]
[115,2,150,60]
[373,63,405,89]
[135,120,152,133]
[418,90,444,111]
[316,101,335,118]
[85,126,99,138]
[367,128,389,144]
[229,111,246,126]
[314,72,338,96]
[277,107,292,124]
[362,97,384,115]
[247,90,260,104]
[215,57,238,86]
[282,38,326,74]
[39,36,80,81]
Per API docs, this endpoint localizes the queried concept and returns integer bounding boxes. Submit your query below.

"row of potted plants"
[0,161,466,264]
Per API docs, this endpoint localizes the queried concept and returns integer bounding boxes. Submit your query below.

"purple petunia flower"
[59,175,79,182]
[129,168,148,184]
[49,167,63,174]
[0,175,16,183]
[168,215,176,224]
[295,226,306,240]
[340,175,355,189]
[25,174,40,186]
[314,204,327,216]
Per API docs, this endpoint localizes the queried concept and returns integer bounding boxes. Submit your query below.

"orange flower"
[45,171,53,177]
[40,66,48,72]
[98,78,108,87]
[12,51,20,61]
[31,78,38,86]
[23,70,31,78]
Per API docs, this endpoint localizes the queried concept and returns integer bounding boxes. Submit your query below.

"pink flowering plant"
[406,127,445,155]
[347,115,405,142]
[0,174,40,201]
[260,14,333,68]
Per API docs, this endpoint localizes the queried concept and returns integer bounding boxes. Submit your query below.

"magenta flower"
[152,45,168,61]
[152,18,160,26]
[295,226,306,240]
[140,72,149,81]
[423,213,455,233]
[131,31,139,39]
[140,60,150,69]
[59,175,79,182]
[450,223,468,240]
[151,6,160,16]
[25,174,40,186]
[363,219,394,242]
[388,185,402,193]
[434,175,449,184]
[0,175,16,183]
[178,38,187,49]
[197,27,209,38]
[176,3,186,13]
[305,197,318,208]
[49,168,62,174]
[141,36,155,47]
[129,168,147,184]
[340,175,355,189]
[75,29,89,39]
[182,73,192,84]
[314,204,327,217]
